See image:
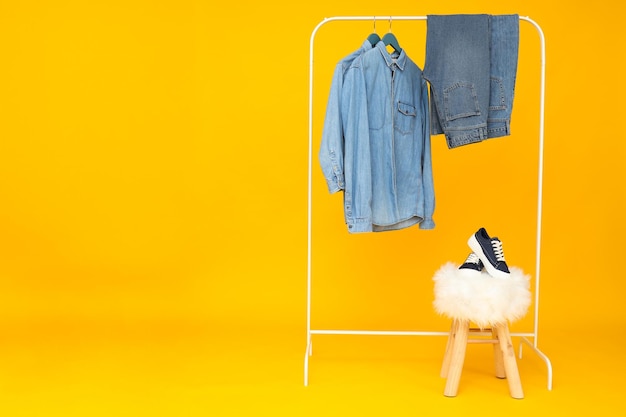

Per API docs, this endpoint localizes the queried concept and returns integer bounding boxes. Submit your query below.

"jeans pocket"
[443,82,481,121]
[489,77,507,112]
[396,101,416,134]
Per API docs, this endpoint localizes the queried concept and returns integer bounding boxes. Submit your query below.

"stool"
[433,262,531,399]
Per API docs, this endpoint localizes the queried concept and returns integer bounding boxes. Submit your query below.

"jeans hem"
[445,126,487,149]
[487,119,511,138]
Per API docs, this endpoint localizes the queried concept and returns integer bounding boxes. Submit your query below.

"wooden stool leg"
[492,327,506,379]
[440,319,458,378]
[494,323,524,399]
[444,319,469,397]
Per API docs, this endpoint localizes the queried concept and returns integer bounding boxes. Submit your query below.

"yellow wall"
[0,0,624,338]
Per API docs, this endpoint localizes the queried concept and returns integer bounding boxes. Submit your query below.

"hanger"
[366,17,381,46]
[367,32,381,46]
[382,17,402,53]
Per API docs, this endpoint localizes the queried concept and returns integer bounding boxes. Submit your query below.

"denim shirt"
[320,42,435,233]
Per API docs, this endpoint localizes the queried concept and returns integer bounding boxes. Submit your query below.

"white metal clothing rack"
[305,15,552,390]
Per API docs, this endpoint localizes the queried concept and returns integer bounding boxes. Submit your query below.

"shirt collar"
[357,39,374,54]
[375,41,407,70]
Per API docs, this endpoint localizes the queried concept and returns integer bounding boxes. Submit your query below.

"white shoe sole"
[468,234,509,279]
[457,267,483,277]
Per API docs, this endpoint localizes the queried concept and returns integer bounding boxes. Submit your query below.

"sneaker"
[458,252,484,276]
[467,227,510,278]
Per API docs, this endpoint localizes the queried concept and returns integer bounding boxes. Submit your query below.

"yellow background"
[0,0,624,415]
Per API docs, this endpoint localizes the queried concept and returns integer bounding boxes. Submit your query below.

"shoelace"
[465,252,481,264]
[491,239,506,262]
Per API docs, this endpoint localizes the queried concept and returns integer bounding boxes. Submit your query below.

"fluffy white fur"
[433,262,531,328]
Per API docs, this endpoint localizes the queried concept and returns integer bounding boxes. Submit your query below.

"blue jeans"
[423,14,519,149]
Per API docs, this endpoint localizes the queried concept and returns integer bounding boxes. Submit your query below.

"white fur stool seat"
[432,262,532,399]
[433,263,531,328]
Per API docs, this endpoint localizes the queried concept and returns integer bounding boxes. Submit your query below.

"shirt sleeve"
[341,59,373,232]
[419,76,436,229]
[318,62,346,194]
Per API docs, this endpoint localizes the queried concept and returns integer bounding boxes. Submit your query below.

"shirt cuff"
[419,217,435,230]
[325,177,344,194]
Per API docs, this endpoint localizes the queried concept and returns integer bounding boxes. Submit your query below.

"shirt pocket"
[395,101,416,135]
[443,82,481,121]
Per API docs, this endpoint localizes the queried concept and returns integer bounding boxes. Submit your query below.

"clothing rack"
[305,15,552,390]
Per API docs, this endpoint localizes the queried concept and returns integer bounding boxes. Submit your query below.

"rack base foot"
[519,337,553,390]
[303,332,553,390]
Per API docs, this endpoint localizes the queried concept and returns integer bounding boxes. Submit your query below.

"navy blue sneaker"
[458,253,484,276]
[467,227,510,278]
